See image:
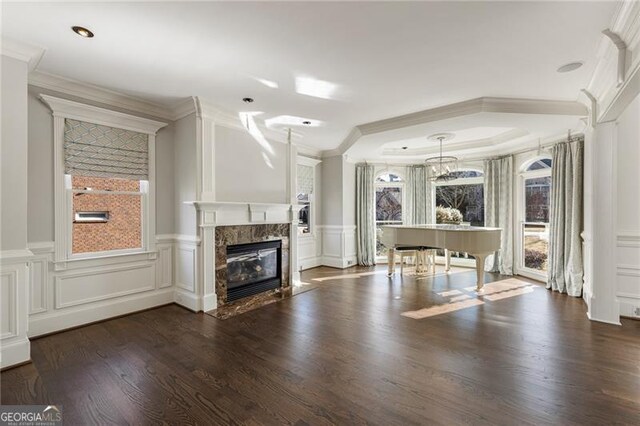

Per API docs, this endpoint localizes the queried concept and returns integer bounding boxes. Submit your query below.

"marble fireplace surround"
[190,201,301,312]
[215,224,290,306]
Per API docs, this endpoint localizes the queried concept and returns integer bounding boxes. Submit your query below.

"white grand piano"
[380,224,502,290]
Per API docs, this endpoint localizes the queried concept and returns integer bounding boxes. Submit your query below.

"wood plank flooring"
[2,266,639,425]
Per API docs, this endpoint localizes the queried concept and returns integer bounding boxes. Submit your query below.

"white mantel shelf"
[187,201,302,227]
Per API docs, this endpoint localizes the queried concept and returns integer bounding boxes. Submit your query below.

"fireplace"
[226,240,282,302]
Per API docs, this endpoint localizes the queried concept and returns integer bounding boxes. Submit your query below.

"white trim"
[39,94,167,134]
[297,155,322,167]
[617,231,640,247]
[331,97,587,156]
[0,338,30,369]
[30,70,177,121]
[0,249,34,264]
[40,95,165,267]
[0,37,45,71]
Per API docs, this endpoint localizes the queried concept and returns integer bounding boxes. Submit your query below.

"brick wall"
[72,176,142,254]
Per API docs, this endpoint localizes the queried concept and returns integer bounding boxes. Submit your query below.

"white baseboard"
[299,256,322,271]
[174,287,200,312]
[321,255,357,269]
[0,338,30,369]
[618,293,640,319]
[28,288,174,337]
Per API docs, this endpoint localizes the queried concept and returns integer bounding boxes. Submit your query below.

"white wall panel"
[55,263,155,309]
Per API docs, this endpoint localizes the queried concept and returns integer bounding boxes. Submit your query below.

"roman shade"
[297,164,314,194]
[64,118,149,180]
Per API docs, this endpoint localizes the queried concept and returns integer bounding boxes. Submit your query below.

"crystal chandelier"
[425,133,458,182]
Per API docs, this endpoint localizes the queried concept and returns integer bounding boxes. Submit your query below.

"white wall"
[173,113,197,237]
[1,55,31,368]
[615,93,640,318]
[215,125,287,203]
[1,57,29,251]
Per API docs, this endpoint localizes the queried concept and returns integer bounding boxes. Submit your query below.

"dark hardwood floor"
[2,266,639,425]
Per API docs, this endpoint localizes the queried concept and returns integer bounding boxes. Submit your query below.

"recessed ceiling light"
[72,26,94,38]
[302,121,311,125]
[557,62,583,73]
[242,97,254,103]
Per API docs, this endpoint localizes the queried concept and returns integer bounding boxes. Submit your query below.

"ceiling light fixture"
[557,62,583,73]
[72,26,94,38]
[425,133,458,182]
[242,97,254,103]
[302,121,311,125]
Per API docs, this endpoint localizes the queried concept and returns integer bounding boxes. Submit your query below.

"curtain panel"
[484,155,514,275]
[405,165,431,225]
[356,164,376,266]
[548,139,584,296]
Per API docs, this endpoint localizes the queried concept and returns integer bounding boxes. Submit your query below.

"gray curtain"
[406,165,431,225]
[356,164,376,266]
[484,156,514,275]
[548,140,584,296]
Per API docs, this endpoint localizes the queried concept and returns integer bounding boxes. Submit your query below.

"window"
[434,170,484,261]
[297,164,314,234]
[435,170,484,226]
[41,94,165,263]
[521,158,552,274]
[375,172,404,256]
[71,176,145,254]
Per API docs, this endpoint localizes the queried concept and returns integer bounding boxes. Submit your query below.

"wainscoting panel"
[1,269,18,339]
[157,244,173,289]
[320,225,357,269]
[0,259,30,369]
[28,258,48,314]
[25,240,176,338]
[54,262,156,309]
[176,246,196,292]
[617,231,640,318]
[298,233,322,271]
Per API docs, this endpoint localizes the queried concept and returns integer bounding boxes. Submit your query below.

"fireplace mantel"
[186,200,302,313]
[188,201,302,227]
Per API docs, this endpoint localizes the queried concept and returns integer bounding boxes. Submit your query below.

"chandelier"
[425,133,458,182]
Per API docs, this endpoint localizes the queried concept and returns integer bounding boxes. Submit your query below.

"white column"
[587,122,621,324]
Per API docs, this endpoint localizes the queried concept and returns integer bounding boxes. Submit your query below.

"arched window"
[525,158,552,171]
[375,171,404,256]
[375,172,404,183]
[520,155,552,276]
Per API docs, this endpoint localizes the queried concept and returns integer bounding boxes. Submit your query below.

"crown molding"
[0,38,45,71]
[381,128,529,157]
[29,70,177,121]
[170,97,197,120]
[328,97,586,157]
[39,94,168,134]
[585,0,640,121]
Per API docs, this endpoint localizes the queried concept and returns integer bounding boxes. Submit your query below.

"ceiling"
[1,1,619,154]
